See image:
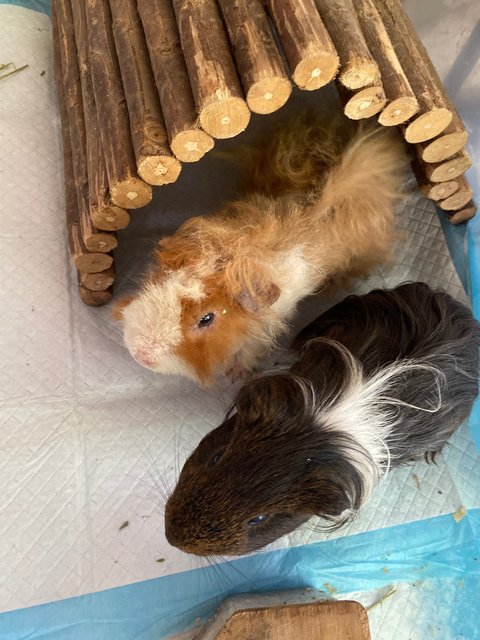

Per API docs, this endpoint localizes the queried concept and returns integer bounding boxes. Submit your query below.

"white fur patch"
[122,269,204,379]
[270,248,318,319]
[310,340,444,503]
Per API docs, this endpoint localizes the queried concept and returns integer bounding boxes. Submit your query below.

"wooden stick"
[85,0,152,207]
[418,111,469,163]
[79,267,115,291]
[70,1,130,233]
[218,0,292,115]
[448,202,477,225]
[342,84,387,120]
[438,176,473,212]
[354,0,419,126]
[79,284,113,306]
[411,160,458,201]
[377,0,453,143]
[315,0,379,89]
[266,0,339,90]
[422,181,459,202]
[137,0,213,163]
[424,150,472,183]
[109,0,182,186]
[173,0,250,139]
[54,0,117,254]
[69,224,114,274]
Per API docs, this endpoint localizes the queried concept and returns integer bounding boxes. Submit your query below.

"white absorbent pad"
[0,5,479,639]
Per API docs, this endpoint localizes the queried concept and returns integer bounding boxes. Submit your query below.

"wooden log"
[438,176,473,212]
[447,202,477,225]
[172,0,250,139]
[137,0,213,163]
[421,181,459,202]
[411,160,458,201]
[79,267,115,291]
[424,150,472,183]
[69,224,114,274]
[70,0,130,233]
[266,0,339,90]
[218,0,292,115]
[79,284,113,306]
[109,0,182,185]
[54,0,118,254]
[353,0,419,126]
[85,0,152,207]
[315,0,379,89]
[342,84,387,120]
[377,0,453,143]
[418,111,469,163]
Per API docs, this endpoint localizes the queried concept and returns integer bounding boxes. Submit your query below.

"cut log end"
[199,97,251,139]
[404,108,453,143]
[73,252,114,274]
[421,180,459,202]
[92,205,131,231]
[378,96,419,127]
[84,232,118,254]
[343,85,387,120]
[447,202,477,225]
[246,76,292,115]
[293,53,339,90]
[170,129,214,163]
[80,268,115,291]
[439,185,473,212]
[421,131,469,163]
[110,178,153,209]
[426,153,472,183]
[339,59,379,90]
[79,286,113,306]
[138,155,182,186]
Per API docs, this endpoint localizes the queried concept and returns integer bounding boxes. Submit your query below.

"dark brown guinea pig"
[165,283,480,556]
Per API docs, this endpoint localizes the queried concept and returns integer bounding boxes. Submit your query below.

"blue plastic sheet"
[1,509,479,639]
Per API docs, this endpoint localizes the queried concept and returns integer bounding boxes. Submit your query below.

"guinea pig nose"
[133,347,157,368]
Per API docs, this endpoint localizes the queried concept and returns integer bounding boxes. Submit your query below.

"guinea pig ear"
[235,280,281,315]
[112,295,135,321]
[234,374,310,428]
[307,447,367,522]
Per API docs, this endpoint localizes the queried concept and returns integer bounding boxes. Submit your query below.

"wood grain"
[173,0,250,139]
[377,0,453,143]
[354,0,419,126]
[110,0,182,185]
[85,0,152,207]
[218,0,292,114]
[137,0,214,162]
[267,0,339,90]
[215,600,370,640]
[315,0,379,89]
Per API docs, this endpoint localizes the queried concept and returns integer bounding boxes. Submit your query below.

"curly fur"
[117,113,409,384]
[165,284,480,555]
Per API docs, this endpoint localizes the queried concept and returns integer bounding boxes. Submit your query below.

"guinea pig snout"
[132,346,158,368]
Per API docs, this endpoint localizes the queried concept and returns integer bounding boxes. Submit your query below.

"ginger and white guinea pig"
[165,283,480,556]
[115,113,409,385]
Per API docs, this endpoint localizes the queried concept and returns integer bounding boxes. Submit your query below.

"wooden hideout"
[52,0,476,307]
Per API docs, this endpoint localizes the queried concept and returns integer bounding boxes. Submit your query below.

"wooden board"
[198,599,370,640]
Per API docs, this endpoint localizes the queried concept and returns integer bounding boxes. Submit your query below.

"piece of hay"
[452,506,467,523]
[0,63,29,81]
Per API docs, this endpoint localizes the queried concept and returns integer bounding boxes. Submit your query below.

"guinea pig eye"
[248,514,268,526]
[198,312,215,328]
[210,449,225,466]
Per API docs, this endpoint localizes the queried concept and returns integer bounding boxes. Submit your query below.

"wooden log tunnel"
[52,0,476,306]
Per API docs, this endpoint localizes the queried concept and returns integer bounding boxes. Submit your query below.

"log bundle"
[52,0,476,305]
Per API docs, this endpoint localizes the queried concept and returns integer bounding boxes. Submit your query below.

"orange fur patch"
[174,274,254,385]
